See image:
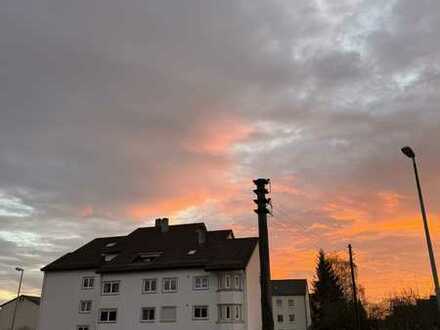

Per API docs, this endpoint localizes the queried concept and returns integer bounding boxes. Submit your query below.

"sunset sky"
[1,0,440,304]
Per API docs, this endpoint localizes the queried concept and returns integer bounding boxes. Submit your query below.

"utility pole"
[254,178,274,330]
[348,244,361,330]
[11,267,24,330]
[401,146,440,313]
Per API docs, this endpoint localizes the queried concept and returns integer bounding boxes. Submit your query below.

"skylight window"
[132,252,162,263]
[187,250,197,255]
[103,254,118,262]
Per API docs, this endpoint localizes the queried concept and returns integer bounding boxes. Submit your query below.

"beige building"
[0,295,40,330]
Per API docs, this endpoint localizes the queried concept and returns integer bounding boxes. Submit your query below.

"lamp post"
[10,267,24,330]
[401,146,440,313]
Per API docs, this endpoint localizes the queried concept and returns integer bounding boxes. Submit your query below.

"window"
[193,305,208,320]
[224,305,231,321]
[225,275,231,288]
[289,314,295,322]
[143,279,157,293]
[277,314,284,323]
[162,278,178,293]
[132,252,162,263]
[234,305,241,320]
[234,275,241,289]
[193,276,209,290]
[103,254,118,262]
[82,277,94,289]
[218,273,241,290]
[79,300,92,313]
[102,281,120,295]
[160,306,177,322]
[77,326,89,330]
[218,304,241,322]
[141,307,155,322]
[288,299,295,307]
[99,309,117,323]
[276,299,282,307]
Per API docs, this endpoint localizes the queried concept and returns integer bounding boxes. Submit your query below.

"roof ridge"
[0,295,41,307]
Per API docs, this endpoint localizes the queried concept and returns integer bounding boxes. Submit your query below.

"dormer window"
[132,252,162,263]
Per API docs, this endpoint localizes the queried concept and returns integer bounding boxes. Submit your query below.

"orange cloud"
[182,113,254,156]
[128,193,210,219]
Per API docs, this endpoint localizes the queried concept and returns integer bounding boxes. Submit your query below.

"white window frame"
[289,314,295,322]
[218,304,241,322]
[81,277,95,290]
[160,306,177,322]
[277,314,284,323]
[102,280,120,295]
[79,300,92,314]
[234,305,241,320]
[225,274,231,289]
[234,274,241,289]
[193,305,209,320]
[98,308,117,323]
[193,276,209,290]
[162,278,178,293]
[218,273,241,291]
[140,307,156,322]
[142,278,157,294]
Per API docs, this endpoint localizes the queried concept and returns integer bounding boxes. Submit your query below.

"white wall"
[38,270,100,330]
[245,244,261,330]
[272,295,310,330]
[39,265,261,330]
[0,298,39,330]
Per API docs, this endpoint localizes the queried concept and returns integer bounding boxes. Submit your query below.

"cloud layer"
[1,0,440,302]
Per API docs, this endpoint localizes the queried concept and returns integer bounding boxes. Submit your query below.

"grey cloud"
[1,0,440,302]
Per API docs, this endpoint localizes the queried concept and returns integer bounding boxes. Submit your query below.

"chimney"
[155,218,169,232]
[197,229,206,246]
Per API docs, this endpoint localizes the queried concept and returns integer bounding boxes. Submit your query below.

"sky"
[1,0,440,304]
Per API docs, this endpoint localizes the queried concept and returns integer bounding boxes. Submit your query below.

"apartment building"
[271,280,311,330]
[38,219,262,330]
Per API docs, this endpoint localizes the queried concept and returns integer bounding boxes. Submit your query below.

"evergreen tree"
[312,249,351,330]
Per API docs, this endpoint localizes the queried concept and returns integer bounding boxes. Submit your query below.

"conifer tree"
[312,249,350,330]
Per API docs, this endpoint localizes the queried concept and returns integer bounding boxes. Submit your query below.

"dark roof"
[271,279,308,296]
[0,295,40,308]
[42,222,258,273]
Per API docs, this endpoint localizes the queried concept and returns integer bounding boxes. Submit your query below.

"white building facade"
[38,220,262,330]
[271,280,311,330]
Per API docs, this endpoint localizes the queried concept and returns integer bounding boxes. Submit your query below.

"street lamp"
[10,267,24,330]
[401,146,440,313]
